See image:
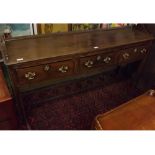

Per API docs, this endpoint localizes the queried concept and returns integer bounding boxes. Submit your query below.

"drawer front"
[119,44,150,64]
[15,60,75,85]
[80,52,118,72]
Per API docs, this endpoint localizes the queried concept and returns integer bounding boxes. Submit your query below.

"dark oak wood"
[79,51,119,73]
[93,90,155,130]
[15,59,75,86]
[1,26,154,127]
[3,27,154,65]
[119,43,151,64]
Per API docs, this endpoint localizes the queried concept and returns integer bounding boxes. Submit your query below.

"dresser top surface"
[4,27,154,65]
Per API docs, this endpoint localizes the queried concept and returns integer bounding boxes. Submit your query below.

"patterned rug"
[27,79,143,130]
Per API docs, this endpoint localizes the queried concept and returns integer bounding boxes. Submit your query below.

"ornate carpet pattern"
[27,79,143,130]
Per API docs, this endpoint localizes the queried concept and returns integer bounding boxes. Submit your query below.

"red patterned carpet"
[27,79,143,130]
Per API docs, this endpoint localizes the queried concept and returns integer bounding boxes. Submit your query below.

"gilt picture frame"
[71,24,100,31]
[37,24,70,34]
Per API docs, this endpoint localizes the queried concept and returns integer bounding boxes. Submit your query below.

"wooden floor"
[94,90,155,130]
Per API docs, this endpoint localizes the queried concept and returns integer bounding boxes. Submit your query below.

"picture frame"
[37,24,70,34]
[0,24,34,37]
[71,24,100,31]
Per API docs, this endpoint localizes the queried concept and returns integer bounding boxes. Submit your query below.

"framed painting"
[37,24,70,34]
[109,23,128,28]
[100,23,128,29]
[0,24,34,38]
[71,24,100,31]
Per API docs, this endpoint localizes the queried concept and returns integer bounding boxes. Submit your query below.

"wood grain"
[4,27,154,65]
[93,90,155,130]
[3,27,154,125]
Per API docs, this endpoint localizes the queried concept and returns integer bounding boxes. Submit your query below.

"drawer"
[80,52,118,72]
[119,44,150,64]
[15,60,75,85]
